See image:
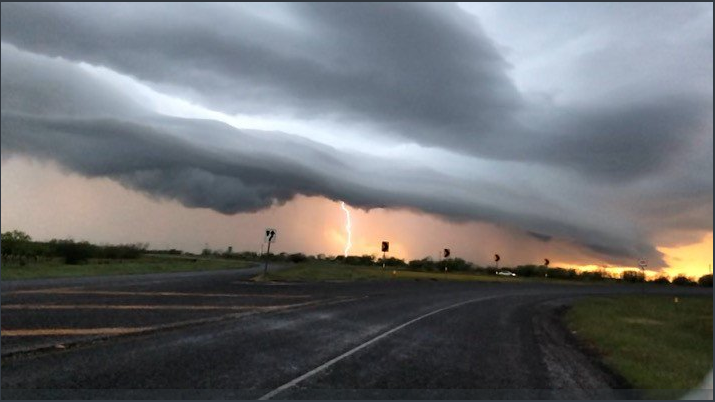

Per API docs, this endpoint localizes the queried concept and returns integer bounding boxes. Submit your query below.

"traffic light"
[443,248,450,258]
[381,241,389,252]
[494,254,500,262]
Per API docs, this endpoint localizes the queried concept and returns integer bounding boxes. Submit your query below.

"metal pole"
[263,241,271,277]
[382,251,385,269]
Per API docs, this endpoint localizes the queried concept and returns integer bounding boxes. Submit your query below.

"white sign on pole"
[638,259,647,269]
[264,228,277,244]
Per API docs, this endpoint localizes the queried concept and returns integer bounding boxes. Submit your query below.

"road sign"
[264,228,277,243]
[443,248,450,258]
[381,241,389,252]
[544,258,550,266]
[494,254,500,262]
[638,259,647,269]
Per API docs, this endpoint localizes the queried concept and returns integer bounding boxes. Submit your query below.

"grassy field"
[566,295,713,398]
[257,261,580,284]
[1,255,254,280]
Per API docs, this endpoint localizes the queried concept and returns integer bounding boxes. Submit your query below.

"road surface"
[1,266,711,399]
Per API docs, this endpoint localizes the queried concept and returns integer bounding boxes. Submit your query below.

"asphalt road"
[1,267,711,399]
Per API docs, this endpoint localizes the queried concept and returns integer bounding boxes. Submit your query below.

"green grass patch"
[1,255,254,280]
[566,295,713,398]
[257,261,580,284]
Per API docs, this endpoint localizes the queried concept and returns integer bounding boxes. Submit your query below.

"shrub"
[409,258,436,271]
[443,258,472,272]
[52,240,95,265]
[344,255,375,265]
[698,274,713,287]
[672,276,697,286]
[547,267,578,279]
[515,264,548,277]
[651,276,670,285]
[288,253,308,263]
[379,257,407,267]
[579,270,606,281]
[622,270,646,283]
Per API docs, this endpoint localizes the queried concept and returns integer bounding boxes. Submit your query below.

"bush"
[288,253,308,263]
[515,264,548,277]
[443,258,472,272]
[408,258,437,271]
[672,276,697,286]
[343,255,375,265]
[651,276,670,285]
[547,267,578,279]
[379,257,407,267]
[698,274,713,287]
[96,244,145,259]
[579,270,606,281]
[622,270,646,283]
[52,240,95,265]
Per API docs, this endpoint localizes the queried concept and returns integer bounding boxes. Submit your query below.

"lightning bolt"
[340,201,352,257]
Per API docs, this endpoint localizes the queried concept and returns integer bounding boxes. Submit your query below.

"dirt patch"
[531,298,639,399]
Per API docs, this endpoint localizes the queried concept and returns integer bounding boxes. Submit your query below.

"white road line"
[258,295,499,400]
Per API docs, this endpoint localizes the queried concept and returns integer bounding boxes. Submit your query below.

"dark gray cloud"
[0,44,665,266]
[0,3,521,149]
[5,2,710,183]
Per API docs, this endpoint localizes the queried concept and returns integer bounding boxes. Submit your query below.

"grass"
[566,295,713,398]
[256,261,581,284]
[1,255,254,280]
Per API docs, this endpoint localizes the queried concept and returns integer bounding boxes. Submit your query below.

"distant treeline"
[3,230,711,286]
[202,248,713,287]
[1,230,147,265]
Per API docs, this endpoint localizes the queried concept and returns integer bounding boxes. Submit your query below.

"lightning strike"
[340,201,352,257]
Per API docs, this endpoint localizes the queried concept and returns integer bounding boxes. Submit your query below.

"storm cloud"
[1,3,712,268]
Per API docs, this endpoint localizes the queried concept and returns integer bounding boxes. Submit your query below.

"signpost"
[494,253,500,270]
[443,248,450,274]
[381,241,389,269]
[544,258,550,266]
[638,258,647,272]
[638,258,647,293]
[263,228,277,277]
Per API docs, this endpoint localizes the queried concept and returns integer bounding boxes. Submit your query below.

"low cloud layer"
[1,3,712,268]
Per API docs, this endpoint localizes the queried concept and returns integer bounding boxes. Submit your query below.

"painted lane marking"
[1,297,364,342]
[1,327,151,336]
[5,289,311,298]
[258,295,498,400]
[2,304,301,311]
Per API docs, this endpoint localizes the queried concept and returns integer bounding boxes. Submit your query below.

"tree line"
[3,230,711,286]
[1,230,147,265]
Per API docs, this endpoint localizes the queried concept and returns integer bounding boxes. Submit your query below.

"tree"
[1,230,33,261]
[52,239,95,264]
[672,275,697,286]
[622,270,645,283]
[651,276,670,285]
[697,274,712,287]
[288,253,308,263]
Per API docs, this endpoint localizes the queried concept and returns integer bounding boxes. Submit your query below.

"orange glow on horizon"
[554,232,713,280]
[2,159,712,279]
[659,232,713,279]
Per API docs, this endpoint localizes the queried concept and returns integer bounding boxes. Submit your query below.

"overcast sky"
[1,3,712,271]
